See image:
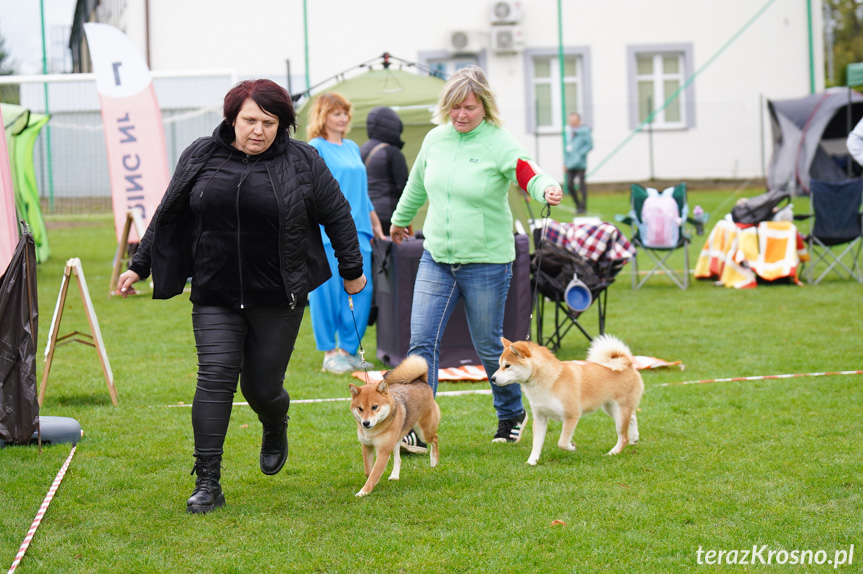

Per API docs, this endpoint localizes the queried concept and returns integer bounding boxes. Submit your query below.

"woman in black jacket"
[117,79,366,514]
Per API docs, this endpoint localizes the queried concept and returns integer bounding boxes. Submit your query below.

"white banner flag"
[84,23,170,243]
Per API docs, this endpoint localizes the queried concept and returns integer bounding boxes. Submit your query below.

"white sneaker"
[322,354,353,374]
[401,430,428,454]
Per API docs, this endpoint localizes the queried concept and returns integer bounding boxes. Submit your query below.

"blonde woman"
[307,92,385,374]
[390,66,562,450]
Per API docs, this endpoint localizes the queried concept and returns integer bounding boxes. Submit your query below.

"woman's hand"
[344,274,367,295]
[390,224,410,244]
[117,269,141,298]
[544,185,563,206]
[369,210,387,241]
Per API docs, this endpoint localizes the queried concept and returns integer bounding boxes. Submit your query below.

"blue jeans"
[408,250,524,421]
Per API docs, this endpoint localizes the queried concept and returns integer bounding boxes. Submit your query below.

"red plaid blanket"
[537,220,635,263]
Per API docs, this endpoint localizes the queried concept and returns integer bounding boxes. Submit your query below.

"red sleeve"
[516,158,542,194]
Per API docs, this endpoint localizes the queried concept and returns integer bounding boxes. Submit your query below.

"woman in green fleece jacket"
[390,66,562,450]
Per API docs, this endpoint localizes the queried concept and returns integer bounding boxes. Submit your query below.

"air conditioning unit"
[491,26,524,54]
[447,30,484,54]
[490,0,523,25]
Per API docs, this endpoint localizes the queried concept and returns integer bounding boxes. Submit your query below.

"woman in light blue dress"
[307,92,385,374]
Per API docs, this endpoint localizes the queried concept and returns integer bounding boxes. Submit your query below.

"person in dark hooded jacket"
[360,106,409,235]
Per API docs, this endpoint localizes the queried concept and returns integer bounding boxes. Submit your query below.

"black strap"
[363,142,389,167]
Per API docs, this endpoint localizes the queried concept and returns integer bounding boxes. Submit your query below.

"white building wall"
[103,0,823,184]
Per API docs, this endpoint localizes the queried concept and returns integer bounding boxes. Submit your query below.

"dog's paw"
[355,490,370,497]
[558,442,577,452]
[526,459,538,466]
[388,475,399,481]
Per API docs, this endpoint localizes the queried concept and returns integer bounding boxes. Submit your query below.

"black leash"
[526,202,553,342]
[347,294,370,379]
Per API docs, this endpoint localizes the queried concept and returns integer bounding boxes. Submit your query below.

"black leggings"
[191,305,304,457]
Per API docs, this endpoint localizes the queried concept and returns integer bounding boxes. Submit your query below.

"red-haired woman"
[306,92,385,374]
[118,79,366,514]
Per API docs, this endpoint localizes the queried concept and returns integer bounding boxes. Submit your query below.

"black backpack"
[730,188,791,225]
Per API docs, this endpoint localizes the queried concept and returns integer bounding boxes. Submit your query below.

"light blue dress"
[308,137,374,354]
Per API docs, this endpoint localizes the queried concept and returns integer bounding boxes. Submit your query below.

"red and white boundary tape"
[8,444,78,574]
[655,370,863,389]
[163,388,494,408]
[163,370,863,407]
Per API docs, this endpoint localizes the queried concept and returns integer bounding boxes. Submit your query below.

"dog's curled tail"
[386,355,429,385]
[587,334,635,372]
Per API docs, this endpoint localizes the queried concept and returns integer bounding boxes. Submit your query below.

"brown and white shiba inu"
[490,334,644,466]
[348,355,441,497]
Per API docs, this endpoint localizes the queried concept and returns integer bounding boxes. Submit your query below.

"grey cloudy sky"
[0,0,76,75]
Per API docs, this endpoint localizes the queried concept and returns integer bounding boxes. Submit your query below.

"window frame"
[627,44,696,131]
[416,51,487,80]
[523,47,592,135]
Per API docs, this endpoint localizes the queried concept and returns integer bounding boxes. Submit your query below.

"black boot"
[186,455,225,514]
[260,416,289,475]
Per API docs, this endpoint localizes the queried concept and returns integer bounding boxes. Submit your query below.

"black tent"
[0,230,39,445]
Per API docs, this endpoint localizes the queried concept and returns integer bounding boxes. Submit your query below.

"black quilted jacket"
[129,125,363,307]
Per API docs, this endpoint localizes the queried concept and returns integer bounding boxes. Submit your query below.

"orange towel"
[695,219,808,288]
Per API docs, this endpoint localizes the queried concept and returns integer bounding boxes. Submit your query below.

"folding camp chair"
[801,178,863,284]
[616,182,706,289]
[530,226,627,351]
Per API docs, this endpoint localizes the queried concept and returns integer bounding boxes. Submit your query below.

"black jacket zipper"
[236,154,261,309]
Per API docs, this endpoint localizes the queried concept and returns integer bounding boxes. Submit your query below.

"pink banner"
[97,87,170,243]
[84,23,169,243]
[0,104,19,273]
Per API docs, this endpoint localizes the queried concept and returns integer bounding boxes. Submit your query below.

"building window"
[426,56,480,78]
[417,51,487,80]
[627,44,695,130]
[524,48,591,134]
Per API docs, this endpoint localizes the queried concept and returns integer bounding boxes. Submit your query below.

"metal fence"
[2,70,247,215]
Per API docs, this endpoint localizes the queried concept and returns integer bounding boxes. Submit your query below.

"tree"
[0,28,19,104]
[824,0,863,87]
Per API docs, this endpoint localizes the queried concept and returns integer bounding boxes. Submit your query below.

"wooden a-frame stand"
[109,208,146,296]
[40,257,118,407]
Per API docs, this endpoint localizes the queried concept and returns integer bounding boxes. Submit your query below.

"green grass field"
[2,186,861,573]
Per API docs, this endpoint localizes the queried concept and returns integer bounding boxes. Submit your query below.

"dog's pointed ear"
[376,380,389,394]
[501,336,512,348]
[349,384,360,397]
[512,341,532,358]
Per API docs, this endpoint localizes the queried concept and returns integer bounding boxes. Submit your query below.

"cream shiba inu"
[490,334,644,466]
[349,355,441,497]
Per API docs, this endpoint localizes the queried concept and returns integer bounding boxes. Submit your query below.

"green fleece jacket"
[391,120,556,264]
